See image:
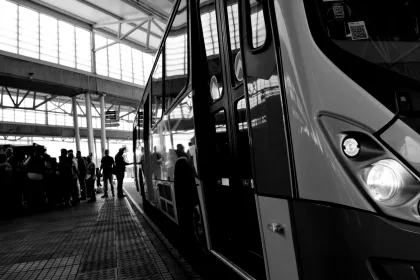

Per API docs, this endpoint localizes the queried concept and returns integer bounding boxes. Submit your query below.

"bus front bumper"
[292,200,420,280]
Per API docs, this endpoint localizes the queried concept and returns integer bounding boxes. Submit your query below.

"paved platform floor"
[0,193,200,280]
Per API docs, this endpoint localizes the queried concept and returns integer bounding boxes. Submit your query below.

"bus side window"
[226,0,242,87]
[213,110,231,182]
[235,97,252,179]
[152,54,163,126]
[165,0,188,110]
[199,0,224,102]
[249,0,267,49]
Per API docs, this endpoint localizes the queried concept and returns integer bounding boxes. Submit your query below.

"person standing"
[151,146,162,179]
[67,150,80,205]
[6,147,18,172]
[85,155,96,202]
[58,149,72,207]
[100,149,115,198]
[24,145,47,209]
[6,147,22,213]
[175,144,187,158]
[114,147,132,198]
[0,153,13,219]
[76,151,87,200]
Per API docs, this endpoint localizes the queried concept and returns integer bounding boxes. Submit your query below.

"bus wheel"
[192,205,208,254]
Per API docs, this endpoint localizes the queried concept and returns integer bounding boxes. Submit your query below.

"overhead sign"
[105,110,118,120]
[234,51,243,82]
[105,122,120,127]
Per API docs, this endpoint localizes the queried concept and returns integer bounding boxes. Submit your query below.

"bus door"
[196,0,266,278]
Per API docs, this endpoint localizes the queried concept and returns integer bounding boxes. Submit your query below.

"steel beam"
[120,19,149,40]
[94,16,155,28]
[85,92,95,159]
[34,95,56,109]
[99,95,106,157]
[72,96,81,152]
[4,87,17,107]
[91,101,101,116]
[17,90,31,107]
[120,0,168,22]
[94,18,148,52]
[75,0,162,39]
[76,101,86,116]
[146,20,151,49]
[93,28,156,53]
[119,109,136,119]
[151,19,165,33]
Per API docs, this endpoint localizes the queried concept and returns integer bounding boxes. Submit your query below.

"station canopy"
[34,0,174,53]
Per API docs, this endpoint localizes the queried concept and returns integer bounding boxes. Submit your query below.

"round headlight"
[366,160,402,202]
[342,138,360,157]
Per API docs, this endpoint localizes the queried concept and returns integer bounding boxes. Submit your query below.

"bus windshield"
[315,0,420,84]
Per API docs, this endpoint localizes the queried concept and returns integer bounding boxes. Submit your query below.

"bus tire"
[192,204,208,255]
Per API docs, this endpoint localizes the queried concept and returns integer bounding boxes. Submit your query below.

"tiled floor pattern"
[0,197,181,280]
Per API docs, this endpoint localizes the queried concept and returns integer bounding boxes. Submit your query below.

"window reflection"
[199,0,224,101]
[226,1,242,87]
[165,0,188,110]
[249,0,267,48]
[149,93,197,182]
[235,98,252,178]
[152,55,163,125]
[214,110,230,178]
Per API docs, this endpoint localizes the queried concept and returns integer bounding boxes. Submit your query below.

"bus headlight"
[366,160,401,202]
[363,159,419,207]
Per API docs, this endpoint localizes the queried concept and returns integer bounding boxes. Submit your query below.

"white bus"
[133,0,420,279]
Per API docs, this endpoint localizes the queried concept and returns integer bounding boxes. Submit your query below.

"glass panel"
[199,0,224,101]
[76,27,91,71]
[226,0,241,87]
[249,0,266,48]
[235,98,252,178]
[19,6,39,59]
[59,21,75,68]
[133,49,145,85]
[0,0,18,53]
[96,48,108,76]
[168,93,197,178]
[40,14,58,64]
[213,110,230,178]
[165,0,188,110]
[121,44,133,83]
[313,0,420,84]
[152,55,163,125]
[108,43,121,79]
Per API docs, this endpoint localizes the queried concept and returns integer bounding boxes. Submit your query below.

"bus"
[133,0,420,279]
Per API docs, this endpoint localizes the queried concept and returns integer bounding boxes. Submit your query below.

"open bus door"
[192,0,269,278]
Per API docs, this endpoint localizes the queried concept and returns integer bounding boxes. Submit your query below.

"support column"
[72,96,81,152]
[84,92,94,159]
[99,95,106,157]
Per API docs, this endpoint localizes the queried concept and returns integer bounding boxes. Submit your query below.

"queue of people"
[100,147,133,198]
[0,144,134,219]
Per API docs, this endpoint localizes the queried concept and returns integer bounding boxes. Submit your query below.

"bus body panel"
[292,200,420,280]
[257,196,299,280]
[272,0,392,211]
